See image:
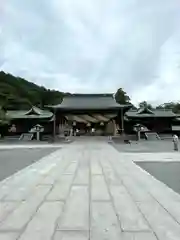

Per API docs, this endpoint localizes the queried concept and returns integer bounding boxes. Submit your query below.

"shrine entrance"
[63,114,118,136]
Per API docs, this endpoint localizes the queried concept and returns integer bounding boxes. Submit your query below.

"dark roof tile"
[126,108,175,117]
[6,106,53,119]
[49,94,130,110]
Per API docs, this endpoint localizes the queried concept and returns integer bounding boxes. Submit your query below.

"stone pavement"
[0,142,180,239]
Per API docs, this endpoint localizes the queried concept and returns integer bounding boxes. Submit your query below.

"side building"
[4,106,54,137]
[124,107,177,134]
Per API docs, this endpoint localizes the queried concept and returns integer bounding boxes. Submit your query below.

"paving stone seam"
[110,156,154,201]
[69,183,89,186]
[105,146,162,238]
[37,183,54,186]
[0,201,22,224]
[122,174,155,202]
[89,150,92,240]
[132,167,180,208]
[121,159,180,226]
[0,185,54,239]
[98,155,123,234]
[20,152,75,240]
[51,153,81,239]
[3,143,180,239]
[58,158,78,179]
[45,199,65,203]
[0,153,63,201]
[0,149,62,187]
[29,165,64,191]
[21,150,70,189]
[90,173,102,176]
[91,199,113,203]
[130,171,176,202]
[132,165,180,203]
[0,149,76,240]
[147,192,180,226]
[107,154,157,235]
[55,229,88,232]
[2,162,59,200]
[121,230,155,233]
[43,158,73,199]
[69,184,89,187]
[0,152,69,225]
[106,156,124,185]
[54,229,89,237]
[109,149,180,239]
[56,227,89,231]
[0,200,22,203]
[18,188,58,239]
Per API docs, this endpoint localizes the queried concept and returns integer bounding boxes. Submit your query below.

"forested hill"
[1,71,180,113]
[0,71,67,110]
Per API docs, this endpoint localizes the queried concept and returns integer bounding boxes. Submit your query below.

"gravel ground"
[136,161,180,195]
[0,148,59,182]
[113,140,180,194]
[113,140,179,153]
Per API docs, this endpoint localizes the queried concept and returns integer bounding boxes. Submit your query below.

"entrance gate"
[63,114,117,136]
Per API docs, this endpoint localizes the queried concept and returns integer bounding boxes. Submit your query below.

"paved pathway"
[0,142,180,239]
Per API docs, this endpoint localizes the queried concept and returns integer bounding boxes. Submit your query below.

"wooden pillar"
[36,131,40,141]
[121,108,124,135]
[112,120,116,136]
[137,130,140,141]
[53,108,56,141]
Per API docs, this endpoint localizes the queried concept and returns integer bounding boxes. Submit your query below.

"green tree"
[156,102,174,110]
[139,101,153,109]
[115,88,130,104]
[156,102,180,113]
[173,103,180,113]
[0,106,9,138]
[0,107,9,126]
[0,71,65,109]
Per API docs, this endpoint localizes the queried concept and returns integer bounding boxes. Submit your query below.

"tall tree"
[139,101,153,109]
[115,88,130,104]
[0,107,9,126]
[156,102,180,113]
[173,103,180,113]
[156,102,174,110]
[0,71,65,109]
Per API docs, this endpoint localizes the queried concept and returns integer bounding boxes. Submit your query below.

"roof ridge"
[137,107,154,114]
[64,93,114,98]
[25,106,43,115]
[156,108,173,111]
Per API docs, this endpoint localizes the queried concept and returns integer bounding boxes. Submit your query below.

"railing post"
[53,108,56,141]
[121,108,124,135]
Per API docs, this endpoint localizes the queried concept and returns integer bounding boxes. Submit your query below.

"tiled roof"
[48,94,130,110]
[126,107,176,118]
[6,106,53,119]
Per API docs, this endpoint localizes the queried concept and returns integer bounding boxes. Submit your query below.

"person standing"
[173,134,179,151]
[76,128,80,136]
[106,121,113,142]
[70,128,73,137]
[91,127,95,136]
[72,121,76,136]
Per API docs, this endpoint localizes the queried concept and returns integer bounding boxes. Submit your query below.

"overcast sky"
[0,0,180,105]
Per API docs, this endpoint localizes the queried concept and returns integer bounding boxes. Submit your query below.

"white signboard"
[172,126,180,131]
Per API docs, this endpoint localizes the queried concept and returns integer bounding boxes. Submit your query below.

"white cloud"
[0,0,180,104]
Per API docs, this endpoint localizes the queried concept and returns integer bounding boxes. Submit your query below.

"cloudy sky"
[0,0,180,105]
